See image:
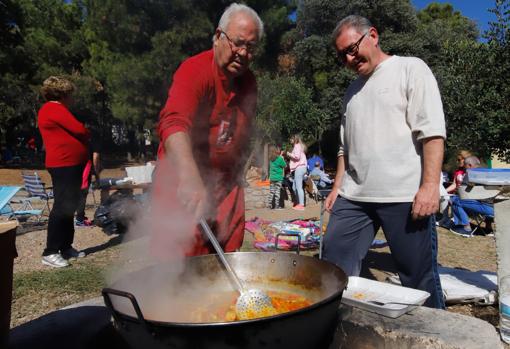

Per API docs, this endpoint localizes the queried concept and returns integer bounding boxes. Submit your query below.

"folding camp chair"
[470,212,494,235]
[0,186,43,222]
[455,185,497,236]
[305,176,320,203]
[21,171,53,216]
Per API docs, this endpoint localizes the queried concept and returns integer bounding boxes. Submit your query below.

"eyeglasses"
[219,30,258,55]
[336,32,368,64]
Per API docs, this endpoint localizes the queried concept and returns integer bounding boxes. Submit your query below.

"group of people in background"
[266,135,333,211]
[438,150,494,237]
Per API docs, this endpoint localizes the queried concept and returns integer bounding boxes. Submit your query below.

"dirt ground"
[2,166,502,335]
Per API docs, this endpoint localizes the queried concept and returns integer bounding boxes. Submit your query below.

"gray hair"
[332,15,372,42]
[464,156,481,167]
[214,3,264,41]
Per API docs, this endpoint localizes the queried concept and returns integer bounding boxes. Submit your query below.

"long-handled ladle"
[198,218,276,320]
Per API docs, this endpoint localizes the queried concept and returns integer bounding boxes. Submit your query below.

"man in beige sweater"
[324,15,446,309]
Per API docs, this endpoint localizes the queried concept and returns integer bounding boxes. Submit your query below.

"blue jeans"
[451,196,494,226]
[292,166,306,205]
[323,197,445,309]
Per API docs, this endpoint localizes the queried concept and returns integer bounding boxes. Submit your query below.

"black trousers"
[43,165,84,256]
[75,188,88,221]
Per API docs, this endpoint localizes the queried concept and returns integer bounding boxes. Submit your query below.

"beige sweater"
[338,56,446,202]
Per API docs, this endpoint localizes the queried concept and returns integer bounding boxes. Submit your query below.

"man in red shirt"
[151,3,264,258]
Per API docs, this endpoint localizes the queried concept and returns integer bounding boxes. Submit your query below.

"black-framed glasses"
[219,30,258,55]
[336,32,368,64]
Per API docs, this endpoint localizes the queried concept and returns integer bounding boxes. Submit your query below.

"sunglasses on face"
[336,32,368,65]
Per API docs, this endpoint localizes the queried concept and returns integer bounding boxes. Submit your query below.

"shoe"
[449,226,473,238]
[438,220,453,229]
[61,247,86,260]
[275,207,285,210]
[42,253,69,268]
[292,204,305,211]
[75,219,93,227]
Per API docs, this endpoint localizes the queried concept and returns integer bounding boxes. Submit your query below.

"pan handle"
[275,232,301,255]
[102,287,151,334]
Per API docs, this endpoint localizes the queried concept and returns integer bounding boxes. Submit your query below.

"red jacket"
[38,101,90,168]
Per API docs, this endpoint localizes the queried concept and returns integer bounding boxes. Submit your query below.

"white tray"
[341,277,430,318]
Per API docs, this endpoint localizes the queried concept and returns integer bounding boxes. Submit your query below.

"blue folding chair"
[21,171,53,217]
[0,186,43,221]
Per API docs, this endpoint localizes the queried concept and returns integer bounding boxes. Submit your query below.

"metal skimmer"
[199,218,276,320]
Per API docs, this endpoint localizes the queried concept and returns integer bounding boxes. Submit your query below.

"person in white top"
[286,134,307,210]
[324,15,446,309]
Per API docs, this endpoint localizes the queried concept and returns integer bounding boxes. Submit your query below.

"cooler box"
[466,168,510,186]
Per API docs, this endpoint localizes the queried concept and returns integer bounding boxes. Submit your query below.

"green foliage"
[437,0,510,161]
[412,2,478,69]
[69,74,104,122]
[297,0,417,37]
[485,0,510,44]
[80,0,215,145]
[17,0,88,80]
[256,74,327,145]
[417,1,479,40]
[293,35,334,83]
[1,0,509,162]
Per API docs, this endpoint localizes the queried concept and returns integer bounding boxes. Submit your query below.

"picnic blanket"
[388,266,498,305]
[245,217,322,251]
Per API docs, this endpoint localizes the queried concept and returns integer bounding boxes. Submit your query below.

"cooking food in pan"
[189,289,312,322]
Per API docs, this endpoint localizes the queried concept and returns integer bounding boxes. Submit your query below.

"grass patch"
[14,263,106,299]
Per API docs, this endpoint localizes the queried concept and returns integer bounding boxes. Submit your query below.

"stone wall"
[244,184,269,210]
[244,166,270,210]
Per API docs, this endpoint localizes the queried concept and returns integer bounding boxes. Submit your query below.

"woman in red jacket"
[38,76,90,268]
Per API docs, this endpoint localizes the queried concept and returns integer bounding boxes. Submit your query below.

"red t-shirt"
[152,49,257,257]
[157,49,257,180]
[453,168,466,188]
[38,101,90,168]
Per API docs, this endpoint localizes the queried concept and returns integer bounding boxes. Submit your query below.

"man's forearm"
[164,131,200,178]
[422,137,444,185]
[163,131,209,218]
[324,155,345,211]
[332,155,346,190]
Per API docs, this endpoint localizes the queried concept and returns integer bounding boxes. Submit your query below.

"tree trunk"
[242,138,262,185]
[262,142,269,180]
